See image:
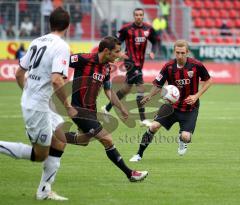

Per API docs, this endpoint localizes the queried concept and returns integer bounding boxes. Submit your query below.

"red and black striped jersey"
[118,22,156,68]
[153,57,211,112]
[69,53,111,111]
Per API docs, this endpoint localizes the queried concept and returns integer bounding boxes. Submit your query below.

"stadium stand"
[186,0,240,44]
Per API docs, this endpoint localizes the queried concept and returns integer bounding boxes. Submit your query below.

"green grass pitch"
[0,82,239,205]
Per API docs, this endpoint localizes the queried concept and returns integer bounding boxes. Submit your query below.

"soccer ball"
[161,85,180,104]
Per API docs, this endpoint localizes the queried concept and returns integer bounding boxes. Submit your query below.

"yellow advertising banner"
[0,40,95,59]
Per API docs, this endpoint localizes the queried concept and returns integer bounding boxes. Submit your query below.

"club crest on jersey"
[187,71,194,78]
[93,73,105,82]
[156,73,163,81]
[71,55,78,63]
[144,31,149,37]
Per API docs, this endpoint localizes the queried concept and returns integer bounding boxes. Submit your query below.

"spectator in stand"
[6,21,15,38]
[41,0,53,34]
[71,3,83,39]
[19,16,34,37]
[100,19,108,37]
[31,21,41,37]
[0,15,4,38]
[81,0,92,13]
[152,15,167,58]
[220,20,232,36]
[158,0,170,31]
[19,0,28,18]
[112,19,117,36]
[15,43,26,60]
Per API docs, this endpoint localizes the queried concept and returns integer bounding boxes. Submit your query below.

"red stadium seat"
[200,28,209,36]
[223,0,233,9]
[226,20,235,28]
[193,1,203,9]
[229,10,238,19]
[235,19,240,28]
[205,37,214,44]
[213,1,223,9]
[194,18,204,28]
[205,18,215,28]
[214,36,224,43]
[210,28,219,36]
[236,37,240,44]
[191,36,201,43]
[209,9,220,18]
[204,1,214,9]
[185,0,193,7]
[215,19,223,28]
[192,9,200,18]
[219,9,229,18]
[200,9,209,18]
[233,1,240,9]
[224,37,234,44]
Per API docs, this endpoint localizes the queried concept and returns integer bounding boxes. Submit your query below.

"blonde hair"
[174,39,189,51]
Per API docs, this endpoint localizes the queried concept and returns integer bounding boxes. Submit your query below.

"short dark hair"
[98,36,121,52]
[49,7,70,32]
[133,8,144,15]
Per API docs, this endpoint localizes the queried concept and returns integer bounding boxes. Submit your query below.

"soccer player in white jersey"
[0,7,77,200]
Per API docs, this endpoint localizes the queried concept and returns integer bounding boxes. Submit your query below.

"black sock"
[30,148,35,161]
[106,90,125,112]
[105,145,132,178]
[136,95,145,121]
[137,129,155,158]
[65,132,77,144]
[49,147,63,157]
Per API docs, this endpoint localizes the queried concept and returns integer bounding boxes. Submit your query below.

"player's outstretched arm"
[15,66,27,89]
[51,73,78,118]
[104,89,128,119]
[141,85,161,105]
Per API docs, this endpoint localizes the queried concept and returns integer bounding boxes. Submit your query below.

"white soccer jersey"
[20,33,70,112]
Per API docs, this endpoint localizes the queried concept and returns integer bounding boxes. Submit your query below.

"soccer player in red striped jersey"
[102,8,157,127]
[129,40,212,162]
[66,36,148,181]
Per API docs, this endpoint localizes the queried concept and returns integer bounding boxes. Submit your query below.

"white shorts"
[21,107,64,146]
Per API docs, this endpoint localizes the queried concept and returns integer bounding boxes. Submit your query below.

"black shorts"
[124,62,144,85]
[154,108,199,133]
[72,108,103,137]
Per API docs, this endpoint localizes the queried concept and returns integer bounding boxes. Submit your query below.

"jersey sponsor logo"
[28,74,41,81]
[93,73,105,82]
[144,31,149,37]
[156,73,163,81]
[187,71,194,78]
[175,79,191,86]
[135,37,146,43]
[71,55,78,63]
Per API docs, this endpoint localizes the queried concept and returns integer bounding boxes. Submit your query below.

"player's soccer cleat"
[129,170,148,182]
[36,182,68,201]
[101,105,110,122]
[178,138,187,156]
[36,191,68,201]
[139,119,152,127]
[129,154,142,162]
